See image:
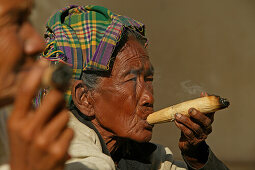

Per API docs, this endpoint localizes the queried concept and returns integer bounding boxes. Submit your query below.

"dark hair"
[81,27,147,90]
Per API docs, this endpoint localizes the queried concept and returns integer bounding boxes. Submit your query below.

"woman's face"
[0,0,44,107]
[92,37,154,142]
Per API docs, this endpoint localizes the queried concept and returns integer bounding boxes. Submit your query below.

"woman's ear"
[71,80,95,117]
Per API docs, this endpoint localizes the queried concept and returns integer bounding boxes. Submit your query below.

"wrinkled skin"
[91,38,154,143]
[174,92,215,168]
[0,0,73,169]
[73,37,154,152]
[73,37,214,168]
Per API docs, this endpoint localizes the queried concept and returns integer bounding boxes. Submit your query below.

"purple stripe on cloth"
[104,23,122,38]
[104,29,119,37]
[93,40,113,65]
[53,25,63,31]
[113,21,122,28]
[55,35,68,40]
[59,46,73,65]
[92,23,122,65]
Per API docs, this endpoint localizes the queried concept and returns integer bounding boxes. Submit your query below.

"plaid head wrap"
[42,5,146,105]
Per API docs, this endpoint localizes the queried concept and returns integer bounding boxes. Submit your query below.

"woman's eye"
[129,77,137,81]
[124,75,137,82]
[145,76,153,82]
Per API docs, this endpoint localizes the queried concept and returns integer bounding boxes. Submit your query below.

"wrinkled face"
[92,37,154,142]
[0,0,44,107]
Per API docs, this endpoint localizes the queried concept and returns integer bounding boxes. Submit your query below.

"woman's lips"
[136,106,154,130]
[140,109,154,129]
[139,106,154,118]
[144,120,154,130]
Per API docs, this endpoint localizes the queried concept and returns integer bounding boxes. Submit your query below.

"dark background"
[31,0,255,169]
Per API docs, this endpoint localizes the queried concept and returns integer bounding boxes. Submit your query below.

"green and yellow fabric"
[42,5,146,105]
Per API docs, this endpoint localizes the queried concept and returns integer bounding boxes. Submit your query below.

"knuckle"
[189,108,199,116]
[197,135,207,141]
[185,129,193,137]
[20,128,33,143]
[50,146,65,161]
[34,135,48,150]
[203,118,211,127]
[179,115,189,123]
[193,124,202,133]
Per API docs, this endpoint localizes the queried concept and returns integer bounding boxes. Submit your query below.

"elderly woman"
[43,5,228,170]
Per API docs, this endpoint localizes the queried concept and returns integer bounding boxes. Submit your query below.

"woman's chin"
[129,130,152,143]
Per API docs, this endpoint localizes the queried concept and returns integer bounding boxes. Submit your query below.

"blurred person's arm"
[7,60,74,170]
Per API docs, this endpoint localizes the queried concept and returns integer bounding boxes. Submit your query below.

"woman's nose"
[140,83,154,107]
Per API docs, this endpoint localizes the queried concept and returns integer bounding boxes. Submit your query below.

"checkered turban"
[41,5,146,105]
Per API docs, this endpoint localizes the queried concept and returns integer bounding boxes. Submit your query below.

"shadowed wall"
[31,0,255,169]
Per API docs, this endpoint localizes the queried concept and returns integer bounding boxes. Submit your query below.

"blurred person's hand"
[174,92,214,169]
[7,60,74,170]
[0,0,73,169]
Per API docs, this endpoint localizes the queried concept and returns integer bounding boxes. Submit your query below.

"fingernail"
[175,113,182,119]
[189,108,194,113]
[190,109,197,116]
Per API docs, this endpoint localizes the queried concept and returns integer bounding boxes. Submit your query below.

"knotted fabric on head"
[42,5,146,105]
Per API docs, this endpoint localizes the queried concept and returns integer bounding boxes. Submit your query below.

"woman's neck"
[91,119,118,153]
[91,118,156,164]
[91,119,133,164]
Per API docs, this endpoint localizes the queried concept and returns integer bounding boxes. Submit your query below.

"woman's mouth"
[144,120,154,131]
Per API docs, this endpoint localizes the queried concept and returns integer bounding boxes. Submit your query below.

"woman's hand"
[174,92,214,169]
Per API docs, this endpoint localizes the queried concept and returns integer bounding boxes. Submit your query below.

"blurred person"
[43,5,229,170]
[0,0,73,169]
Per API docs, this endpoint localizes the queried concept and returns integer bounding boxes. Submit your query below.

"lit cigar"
[147,95,230,125]
[42,64,72,91]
